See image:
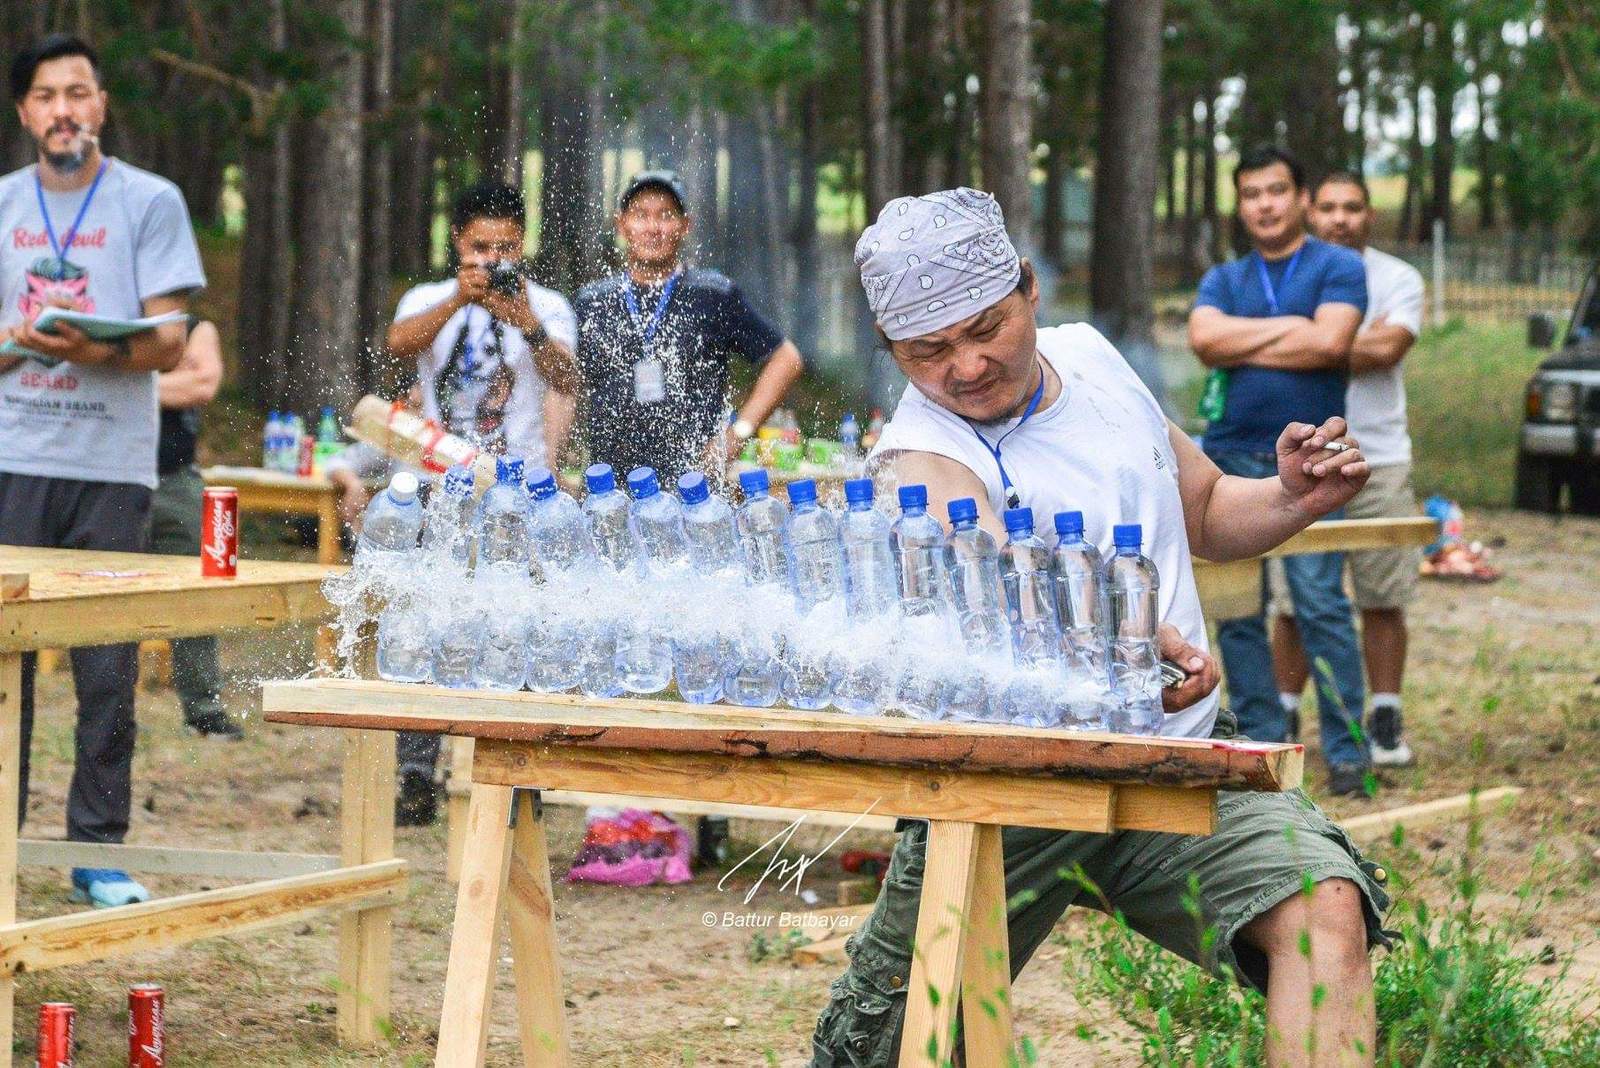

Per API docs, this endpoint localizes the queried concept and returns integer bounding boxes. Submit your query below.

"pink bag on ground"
[566,808,693,886]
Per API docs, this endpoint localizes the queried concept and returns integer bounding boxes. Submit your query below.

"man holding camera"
[328,179,578,824]
[328,180,580,529]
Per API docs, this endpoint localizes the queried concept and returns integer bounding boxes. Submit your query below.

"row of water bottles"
[347,457,1164,733]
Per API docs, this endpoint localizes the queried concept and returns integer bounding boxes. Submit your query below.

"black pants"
[0,473,151,844]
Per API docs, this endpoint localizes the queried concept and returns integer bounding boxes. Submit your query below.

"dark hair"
[451,180,525,231]
[1233,144,1305,190]
[1313,170,1370,204]
[10,34,99,100]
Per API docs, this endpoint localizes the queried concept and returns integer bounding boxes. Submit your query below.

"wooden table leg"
[0,652,20,1065]
[338,728,396,1045]
[436,783,515,1067]
[315,491,341,668]
[506,790,570,1064]
[900,820,980,1067]
[959,824,1014,1067]
[445,736,475,883]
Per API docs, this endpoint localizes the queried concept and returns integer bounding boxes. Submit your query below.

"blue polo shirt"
[1195,235,1367,454]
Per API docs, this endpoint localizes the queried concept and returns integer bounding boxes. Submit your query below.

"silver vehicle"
[1517,265,1600,514]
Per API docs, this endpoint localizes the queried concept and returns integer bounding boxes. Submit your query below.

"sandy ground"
[10,507,1599,1066]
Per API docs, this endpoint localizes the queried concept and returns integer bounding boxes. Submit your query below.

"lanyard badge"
[34,159,110,281]
[623,272,680,406]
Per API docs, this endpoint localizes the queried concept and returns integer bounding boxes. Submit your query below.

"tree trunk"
[358,0,395,396]
[860,0,895,217]
[979,0,1033,243]
[921,0,956,191]
[677,101,718,259]
[237,0,294,406]
[286,0,366,414]
[1426,18,1456,241]
[1089,0,1163,393]
[1399,75,1424,243]
[1473,42,1495,232]
[1180,95,1201,285]
[501,0,530,187]
[532,4,607,292]
[1202,86,1219,265]
[1161,93,1177,227]
[792,69,821,357]
[1042,144,1065,267]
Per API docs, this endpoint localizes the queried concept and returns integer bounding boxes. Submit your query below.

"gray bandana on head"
[854,188,1021,341]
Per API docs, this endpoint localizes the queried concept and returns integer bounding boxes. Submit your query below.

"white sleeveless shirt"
[871,323,1218,739]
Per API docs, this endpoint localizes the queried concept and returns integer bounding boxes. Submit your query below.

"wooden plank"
[960,824,1015,1068]
[435,783,514,1067]
[902,820,978,1067]
[0,652,20,1057]
[0,859,405,976]
[506,791,570,1065]
[17,840,337,880]
[1192,557,1261,621]
[1114,783,1220,836]
[534,789,899,832]
[1337,786,1523,840]
[445,737,475,883]
[1263,516,1438,558]
[264,680,1303,792]
[339,729,396,1046]
[793,934,850,965]
[472,741,1118,834]
[0,575,26,601]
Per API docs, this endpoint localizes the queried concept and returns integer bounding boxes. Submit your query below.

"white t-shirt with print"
[871,323,1218,740]
[393,277,577,467]
[1346,246,1424,468]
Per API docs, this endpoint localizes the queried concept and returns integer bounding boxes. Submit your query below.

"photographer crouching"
[326,179,581,824]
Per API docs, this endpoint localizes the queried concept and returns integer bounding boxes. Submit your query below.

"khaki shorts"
[1270,462,1422,615]
[808,730,1394,1065]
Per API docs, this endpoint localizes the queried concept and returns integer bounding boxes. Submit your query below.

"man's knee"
[1248,877,1371,967]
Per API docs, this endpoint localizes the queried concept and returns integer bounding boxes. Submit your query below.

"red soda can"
[200,486,239,578]
[37,1002,75,1067]
[297,433,314,477]
[128,983,165,1067]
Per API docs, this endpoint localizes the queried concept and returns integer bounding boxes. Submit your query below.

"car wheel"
[1514,451,1563,513]
[1570,467,1600,516]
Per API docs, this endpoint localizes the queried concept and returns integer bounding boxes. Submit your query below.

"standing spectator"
[1187,145,1372,796]
[150,317,239,739]
[1271,172,1426,767]
[574,170,806,488]
[0,35,204,905]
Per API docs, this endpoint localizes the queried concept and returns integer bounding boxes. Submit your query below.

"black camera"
[487,259,527,297]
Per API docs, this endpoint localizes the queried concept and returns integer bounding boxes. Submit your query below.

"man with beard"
[0,34,205,907]
[574,170,806,487]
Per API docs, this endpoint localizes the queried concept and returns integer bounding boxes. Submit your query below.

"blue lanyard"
[966,363,1047,511]
[34,159,109,279]
[622,271,681,351]
[1253,243,1304,316]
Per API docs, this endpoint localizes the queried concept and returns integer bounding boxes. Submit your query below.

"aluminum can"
[128,983,165,1067]
[200,486,239,578]
[297,434,314,477]
[37,1002,75,1067]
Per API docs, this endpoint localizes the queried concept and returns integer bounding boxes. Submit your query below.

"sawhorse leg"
[338,728,396,1044]
[0,651,20,1064]
[436,785,568,1066]
[900,821,1014,1067]
[315,493,341,667]
[445,736,475,883]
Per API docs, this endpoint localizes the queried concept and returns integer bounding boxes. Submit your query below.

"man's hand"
[1275,416,1369,519]
[1158,623,1220,713]
[329,469,371,529]
[456,261,491,306]
[480,281,541,338]
[14,315,121,367]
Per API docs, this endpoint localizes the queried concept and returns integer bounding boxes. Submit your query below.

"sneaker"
[395,768,438,827]
[185,709,244,740]
[696,815,730,868]
[1369,706,1415,767]
[1327,764,1375,799]
[70,867,151,908]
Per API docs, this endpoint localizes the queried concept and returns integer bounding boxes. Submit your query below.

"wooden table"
[0,547,403,1062]
[264,680,1302,1067]
[202,465,344,566]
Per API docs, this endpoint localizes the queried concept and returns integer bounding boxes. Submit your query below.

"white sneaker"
[1371,739,1415,767]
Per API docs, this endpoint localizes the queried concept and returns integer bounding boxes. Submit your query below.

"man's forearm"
[736,342,805,428]
[1194,474,1315,561]
[1348,324,1414,373]
[1241,322,1352,371]
[1190,312,1307,368]
[528,335,582,395]
[387,296,463,358]
[542,389,577,466]
[122,322,186,372]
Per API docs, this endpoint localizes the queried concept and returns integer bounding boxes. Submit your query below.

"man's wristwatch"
[731,418,756,442]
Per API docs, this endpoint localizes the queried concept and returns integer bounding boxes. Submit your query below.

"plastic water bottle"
[421,465,476,564]
[525,467,594,574]
[1001,507,1062,669]
[472,606,530,690]
[474,456,530,574]
[262,410,280,470]
[840,478,897,621]
[525,596,580,693]
[614,614,675,694]
[723,625,783,708]
[583,464,639,573]
[673,621,730,704]
[892,485,953,624]
[572,612,622,698]
[679,472,743,578]
[941,497,1011,722]
[1106,523,1163,735]
[432,593,484,688]
[839,412,860,457]
[735,470,793,589]
[355,472,423,562]
[627,466,689,572]
[787,479,846,614]
[376,592,433,682]
[317,406,339,443]
[1050,510,1113,729]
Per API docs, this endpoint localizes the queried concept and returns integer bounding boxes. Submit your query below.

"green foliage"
[744,927,808,964]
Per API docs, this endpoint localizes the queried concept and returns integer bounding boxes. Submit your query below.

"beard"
[36,125,95,174]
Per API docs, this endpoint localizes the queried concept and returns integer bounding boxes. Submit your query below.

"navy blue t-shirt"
[1195,235,1367,454]
[575,267,785,485]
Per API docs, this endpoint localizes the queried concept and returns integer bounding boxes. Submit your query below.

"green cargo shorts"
[808,784,1392,1067]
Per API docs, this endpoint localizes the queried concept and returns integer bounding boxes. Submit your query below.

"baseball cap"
[619,169,688,213]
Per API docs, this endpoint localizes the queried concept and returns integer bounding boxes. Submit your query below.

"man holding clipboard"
[0,35,205,908]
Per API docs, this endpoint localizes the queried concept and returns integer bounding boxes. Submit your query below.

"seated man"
[810,189,1390,1067]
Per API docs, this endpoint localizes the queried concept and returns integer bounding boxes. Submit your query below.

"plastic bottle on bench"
[1105,523,1163,735]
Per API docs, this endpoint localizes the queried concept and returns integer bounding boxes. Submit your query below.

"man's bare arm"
[15,292,190,372]
[737,341,806,429]
[1348,316,1416,373]
[1236,303,1363,372]
[158,320,223,409]
[542,388,577,468]
[1188,306,1309,368]
[883,449,1003,540]
[387,293,466,358]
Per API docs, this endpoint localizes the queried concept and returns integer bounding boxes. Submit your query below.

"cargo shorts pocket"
[809,934,911,1067]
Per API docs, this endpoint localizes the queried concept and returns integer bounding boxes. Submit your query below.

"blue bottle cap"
[585,463,616,494]
[947,497,978,525]
[897,484,928,512]
[677,471,711,505]
[1003,507,1034,535]
[321,405,334,416]
[738,469,770,497]
[787,478,818,506]
[1054,510,1085,539]
[495,456,525,484]
[1113,523,1142,549]
[626,466,660,499]
[844,477,875,506]
[524,466,556,500]
[443,465,475,497]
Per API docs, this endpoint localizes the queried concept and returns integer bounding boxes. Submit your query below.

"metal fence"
[1387,227,1592,327]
